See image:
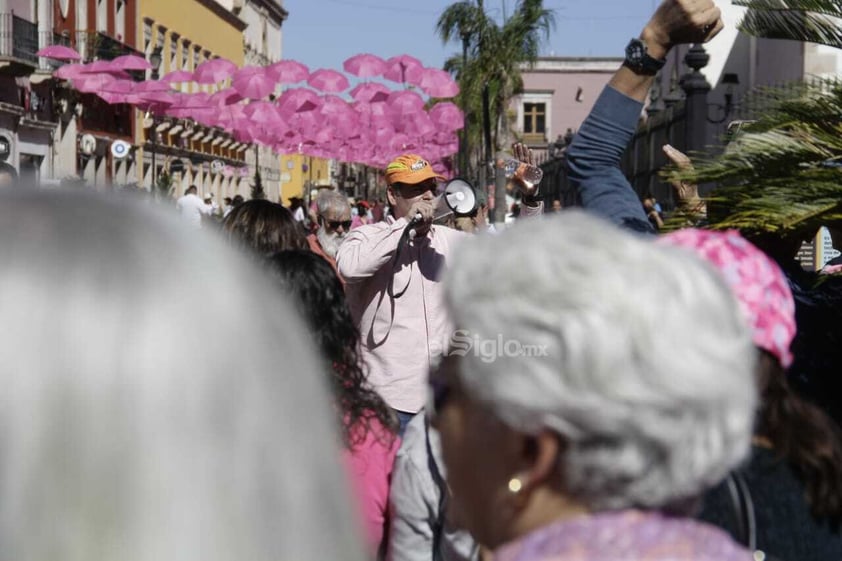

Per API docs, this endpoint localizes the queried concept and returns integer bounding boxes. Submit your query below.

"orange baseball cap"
[385,154,445,186]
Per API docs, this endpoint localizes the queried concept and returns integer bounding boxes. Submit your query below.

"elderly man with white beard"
[307,189,351,283]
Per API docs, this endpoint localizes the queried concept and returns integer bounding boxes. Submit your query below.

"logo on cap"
[410,160,426,171]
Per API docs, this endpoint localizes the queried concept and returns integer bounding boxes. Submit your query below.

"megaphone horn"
[443,178,477,216]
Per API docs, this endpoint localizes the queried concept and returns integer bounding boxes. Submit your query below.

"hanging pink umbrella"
[403,112,437,138]
[54,63,84,80]
[343,53,386,78]
[244,101,283,123]
[160,70,195,84]
[95,91,128,105]
[101,79,136,94]
[232,66,276,99]
[73,74,117,93]
[429,102,464,132]
[194,58,238,84]
[37,45,81,61]
[307,69,350,93]
[414,68,460,98]
[383,55,424,83]
[350,82,391,104]
[210,88,244,106]
[387,90,425,117]
[110,54,152,71]
[134,80,171,93]
[78,60,116,74]
[276,87,322,116]
[135,91,178,106]
[267,60,309,84]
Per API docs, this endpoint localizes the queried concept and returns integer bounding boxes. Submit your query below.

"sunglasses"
[322,218,352,230]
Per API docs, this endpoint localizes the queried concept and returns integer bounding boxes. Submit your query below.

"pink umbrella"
[110,54,152,71]
[78,60,115,74]
[73,74,117,93]
[134,80,171,93]
[160,70,195,84]
[135,91,178,106]
[350,82,391,104]
[36,45,81,61]
[244,101,283,123]
[307,69,350,93]
[267,60,309,83]
[210,88,244,106]
[232,66,276,99]
[54,63,84,80]
[429,102,464,132]
[101,79,136,94]
[98,92,131,105]
[276,87,322,116]
[387,90,425,117]
[414,68,460,98]
[383,55,424,83]
[402,112,437,138]
[194,58,238,84]
[343,53,386,78]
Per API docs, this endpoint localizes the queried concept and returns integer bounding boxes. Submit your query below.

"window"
[170,33,179,71]
[115,0,126,41]
[523,103,546,136]
[143,19,153,55]
[96,0,107,33]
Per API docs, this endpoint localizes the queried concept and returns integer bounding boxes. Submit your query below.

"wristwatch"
[624,38,666,75]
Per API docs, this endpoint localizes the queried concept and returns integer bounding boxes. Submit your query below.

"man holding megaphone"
[337,154,543,435]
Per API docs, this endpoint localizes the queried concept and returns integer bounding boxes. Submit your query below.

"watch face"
[626,39,645,64]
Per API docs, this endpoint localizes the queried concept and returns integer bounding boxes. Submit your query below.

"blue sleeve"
[566,85,655,235]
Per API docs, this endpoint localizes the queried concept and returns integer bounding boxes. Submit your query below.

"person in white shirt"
[176,185,212,229]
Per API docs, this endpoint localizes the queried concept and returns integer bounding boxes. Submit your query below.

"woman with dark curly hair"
[265,250,399,555]
[222,200,308,256]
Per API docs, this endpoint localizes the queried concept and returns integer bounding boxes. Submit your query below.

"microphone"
[407,212,423,240]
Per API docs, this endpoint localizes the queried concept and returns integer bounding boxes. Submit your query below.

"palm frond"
[662,80,842,235]
[739,6,842,48]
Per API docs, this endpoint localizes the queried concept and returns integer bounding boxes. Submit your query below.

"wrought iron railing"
[76,30,142,62]
[0,13,39,65]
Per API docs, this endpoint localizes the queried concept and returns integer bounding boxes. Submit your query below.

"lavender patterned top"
[494,510,754,561]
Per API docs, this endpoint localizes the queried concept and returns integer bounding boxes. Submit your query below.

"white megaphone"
[408,178,478,238]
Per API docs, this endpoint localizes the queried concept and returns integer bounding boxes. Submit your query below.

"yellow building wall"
[279,154,331,205]
[139,0,245,68]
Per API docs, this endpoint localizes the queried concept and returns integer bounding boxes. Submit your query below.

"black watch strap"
[624,38,666,75]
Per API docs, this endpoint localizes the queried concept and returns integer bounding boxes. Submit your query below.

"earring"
[508,477,523,493]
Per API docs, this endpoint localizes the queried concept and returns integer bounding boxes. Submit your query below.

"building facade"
[235,0,286,202]
[511,57,622,162]
[137,0,248,199]
[0,0,62,183]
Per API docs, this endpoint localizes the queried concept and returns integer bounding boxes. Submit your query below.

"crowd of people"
[0,1,840,561]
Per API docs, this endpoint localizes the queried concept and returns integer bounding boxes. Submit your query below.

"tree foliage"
[665,80,842,235]
[436,0,555,179]
[735,0,842,48]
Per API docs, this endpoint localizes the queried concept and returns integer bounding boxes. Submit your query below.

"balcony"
[0,13,39,75]
[76,30,142,62]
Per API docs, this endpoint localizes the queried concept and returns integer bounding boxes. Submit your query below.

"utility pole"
[460,31,469,177]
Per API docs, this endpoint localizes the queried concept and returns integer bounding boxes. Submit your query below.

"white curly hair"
[444,211,757,510]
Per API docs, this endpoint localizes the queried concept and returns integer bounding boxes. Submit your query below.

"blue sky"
[283,0,659,73]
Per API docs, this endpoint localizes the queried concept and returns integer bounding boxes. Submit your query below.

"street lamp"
[148,46,163,194]
[149,46,163,80]
[707,72,740,124]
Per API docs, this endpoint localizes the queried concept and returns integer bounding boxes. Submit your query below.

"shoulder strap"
[425,415,447,561]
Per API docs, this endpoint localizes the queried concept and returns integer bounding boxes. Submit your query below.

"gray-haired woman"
[431,212,758,561]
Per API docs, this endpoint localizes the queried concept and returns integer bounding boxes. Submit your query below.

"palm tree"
[436,0,555,180]
[736,0,842,48]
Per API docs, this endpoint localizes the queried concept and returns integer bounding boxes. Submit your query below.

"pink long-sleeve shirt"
[337,216,463,413]
[337,207,542,413]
